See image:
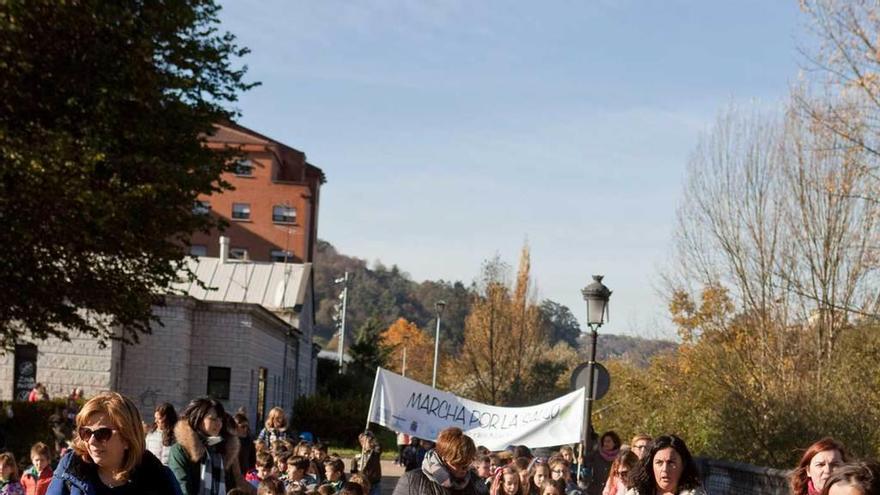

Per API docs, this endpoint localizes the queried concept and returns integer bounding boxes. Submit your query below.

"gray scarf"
[422,450,471,490]
[199,442,226,495]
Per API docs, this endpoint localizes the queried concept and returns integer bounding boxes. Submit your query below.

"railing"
[696,457,790,495]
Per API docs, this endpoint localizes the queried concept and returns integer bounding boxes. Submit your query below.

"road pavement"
[380,460,404,495]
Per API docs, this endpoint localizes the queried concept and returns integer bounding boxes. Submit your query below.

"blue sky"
[218,0,804,339]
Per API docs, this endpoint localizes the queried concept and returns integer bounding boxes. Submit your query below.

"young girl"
[529,462,550,495]
[492,466,523,495]
[541,479,566,495]
[602,450,638,495]
[258,407,294,445]
[0,453,23,495]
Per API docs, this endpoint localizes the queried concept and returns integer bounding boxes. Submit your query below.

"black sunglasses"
[78,426,115,442]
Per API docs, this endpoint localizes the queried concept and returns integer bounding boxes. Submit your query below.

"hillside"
[313,239,676,365]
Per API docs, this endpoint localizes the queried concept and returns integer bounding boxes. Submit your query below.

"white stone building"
[0,254,319,424]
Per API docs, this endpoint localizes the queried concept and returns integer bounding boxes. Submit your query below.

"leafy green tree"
[348,317,390,374]
[0,1,255,347]
[539,299,581,348]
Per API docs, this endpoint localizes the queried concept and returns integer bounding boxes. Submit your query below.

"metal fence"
[696,457,790,495]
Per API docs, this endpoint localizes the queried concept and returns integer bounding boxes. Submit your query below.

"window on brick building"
[190,245,207,257]
[272,205,296,224]
[193,200,211,215]
[270,249,293,262]
[234,159,254,177]
[232,203,250,220]
[207,366,231,400]
[229,248,248,260]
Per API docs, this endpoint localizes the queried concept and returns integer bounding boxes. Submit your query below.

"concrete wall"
[0,297,317,421]
[0,331,114,401]
[117,297,195,413]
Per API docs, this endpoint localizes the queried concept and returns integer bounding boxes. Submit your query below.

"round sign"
[570,362,611,400]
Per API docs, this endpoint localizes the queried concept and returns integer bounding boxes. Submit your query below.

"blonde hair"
[265,407,288,430]
[72,391,145,483]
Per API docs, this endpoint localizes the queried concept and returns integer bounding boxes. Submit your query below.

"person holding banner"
[351,431,382,495]
[392,427,478,495]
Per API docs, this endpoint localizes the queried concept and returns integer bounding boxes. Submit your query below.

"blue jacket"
[47,450,183,495]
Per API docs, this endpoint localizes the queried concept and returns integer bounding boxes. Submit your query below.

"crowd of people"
[0,390,877,495]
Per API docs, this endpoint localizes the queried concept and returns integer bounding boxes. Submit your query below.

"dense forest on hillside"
[312,239,673,365]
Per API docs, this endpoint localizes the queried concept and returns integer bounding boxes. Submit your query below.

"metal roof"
[170,257,310,310]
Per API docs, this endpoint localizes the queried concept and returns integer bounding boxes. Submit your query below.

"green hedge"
[0,399,68,467]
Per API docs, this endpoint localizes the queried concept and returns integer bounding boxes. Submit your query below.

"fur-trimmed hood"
[173,418,240,469]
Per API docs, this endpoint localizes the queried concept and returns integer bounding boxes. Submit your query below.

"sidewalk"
[380,460,405,495]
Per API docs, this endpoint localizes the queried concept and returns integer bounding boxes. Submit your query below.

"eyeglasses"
[78,427,116,442]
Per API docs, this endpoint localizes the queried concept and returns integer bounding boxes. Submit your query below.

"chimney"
[219,236,230,264]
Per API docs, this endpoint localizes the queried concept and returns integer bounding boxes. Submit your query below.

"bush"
[0,399,69,467]
[291,394,369,446]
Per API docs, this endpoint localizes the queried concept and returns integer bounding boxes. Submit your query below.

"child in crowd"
[20,443,51,495]
[0,452,23,495]
[529,461,551,495]
[248,451,277,488]
[347,473,370,495]
[284,456,317,491]
[258,478,286,495]
[317,484,335,495]
[350,431,381,495]
[323,457,346,493]
[540,480,567,495]
[338,482,364,495]
[492,465,524,495]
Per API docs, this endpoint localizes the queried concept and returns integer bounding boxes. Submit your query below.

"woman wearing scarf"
[585,431,621,495]
[167,398,254,495]
[790,438,847,495]
[391,427,479,495]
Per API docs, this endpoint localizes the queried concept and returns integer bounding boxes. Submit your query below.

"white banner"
[367,368,584,451]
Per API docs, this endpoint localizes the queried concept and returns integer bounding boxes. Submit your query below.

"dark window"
[272,205,296,224]
[270,249,293,262]
[14,344,38,401]
[232,203,250,220]
[193,201,211,215]
[234,159,254,177]
[190,245,207,257]
[207,366,231,400]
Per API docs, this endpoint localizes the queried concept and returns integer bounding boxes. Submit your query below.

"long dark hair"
[181,397,229,440]
[154,402,178,447]
[629,435,700,494]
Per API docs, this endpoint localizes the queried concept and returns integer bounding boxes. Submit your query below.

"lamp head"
[581,275,612,327]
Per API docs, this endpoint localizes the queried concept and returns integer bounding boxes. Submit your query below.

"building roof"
[171,257,311,310]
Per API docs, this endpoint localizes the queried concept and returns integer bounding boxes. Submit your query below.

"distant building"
[190,122,326,263]
[0,254,319,424]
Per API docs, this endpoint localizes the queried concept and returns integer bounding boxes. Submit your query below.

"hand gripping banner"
[366,368,584,450]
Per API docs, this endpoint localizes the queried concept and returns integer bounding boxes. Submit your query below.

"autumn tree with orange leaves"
[447,244,548,405]
[380,318,434,385]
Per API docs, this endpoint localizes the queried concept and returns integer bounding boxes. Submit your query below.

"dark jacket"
[46,450,182,495]
[392,469,478,495]
[351,448,382,485]
[166,420,254,495]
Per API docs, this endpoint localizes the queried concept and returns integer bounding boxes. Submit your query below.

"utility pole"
[334,272,349,373]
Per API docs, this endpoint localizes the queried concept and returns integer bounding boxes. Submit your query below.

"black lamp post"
[581,275,611,455]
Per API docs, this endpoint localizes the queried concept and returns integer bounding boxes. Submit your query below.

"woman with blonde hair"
[258,408,294,445]
[46,391,182,494]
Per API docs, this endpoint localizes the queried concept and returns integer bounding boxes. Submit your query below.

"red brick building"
[190,123,325,263]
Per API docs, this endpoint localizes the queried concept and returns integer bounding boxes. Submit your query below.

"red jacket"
[20,466,52,495]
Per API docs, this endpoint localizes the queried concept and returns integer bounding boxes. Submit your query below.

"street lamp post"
[402,336,409,377]
[431,300,447,388]
[581,275,611,456]
[334,272,350,373]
